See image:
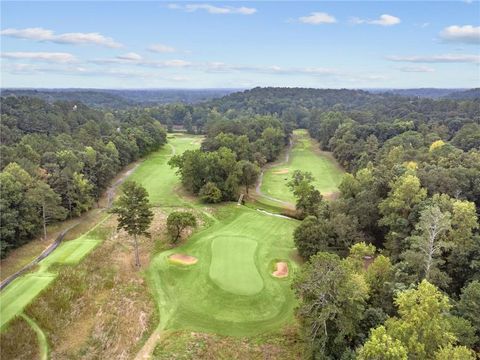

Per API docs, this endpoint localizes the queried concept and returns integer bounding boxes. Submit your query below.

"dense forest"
[0,96,166,254]
[1,87,479,358]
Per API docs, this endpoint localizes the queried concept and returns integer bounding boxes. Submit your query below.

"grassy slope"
[147,205,299,337]
[261,129,344,203]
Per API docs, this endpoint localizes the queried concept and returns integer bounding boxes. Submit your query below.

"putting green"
[147,205,299,336]
[261,129,344,203]
[209,236,263,296]
[129,134,203,206]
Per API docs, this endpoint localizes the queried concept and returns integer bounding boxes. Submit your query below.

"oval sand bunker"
[272,262,289,278]
[169,254,198,265]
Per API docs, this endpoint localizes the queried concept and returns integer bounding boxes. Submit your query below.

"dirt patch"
[272,169,289,175]
[272,262,289,278]
[169,254,198,265]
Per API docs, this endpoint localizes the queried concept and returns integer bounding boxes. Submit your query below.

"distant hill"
[367,88,468,99]
[0,88,240,109]
[446,88,480,100]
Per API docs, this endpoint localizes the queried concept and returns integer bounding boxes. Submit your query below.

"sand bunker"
[272,262,289,278]
[169,254,198,265]
[272,169,289,175]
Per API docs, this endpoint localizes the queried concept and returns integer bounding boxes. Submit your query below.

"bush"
[199,182,222,203]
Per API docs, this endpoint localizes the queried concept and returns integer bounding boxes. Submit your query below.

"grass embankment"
[261,129,344,203]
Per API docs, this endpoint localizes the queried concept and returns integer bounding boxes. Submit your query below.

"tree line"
[0,96,166,255]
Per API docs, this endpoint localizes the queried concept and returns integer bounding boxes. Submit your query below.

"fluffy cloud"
[351,14,401,26]
[167,3,256,15]
[387,54,480,63]
[440,25,480,44]
[1,51,77,63]
[0,27,122,48]
[148,44,177,53]
[116,52,143,61]
[398,66,435,73]
[298,12,336,25]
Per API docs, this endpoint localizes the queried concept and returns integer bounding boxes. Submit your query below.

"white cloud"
[167,3,256,15]
[351,14,401,26]
[398,66,435,73]
[1,51,77,63]
[0,27,122,48]
[387,54,480,63]
[298,12,336,25]
[117,52,143,61]
[148,43,177,53]
[440,25,480,44]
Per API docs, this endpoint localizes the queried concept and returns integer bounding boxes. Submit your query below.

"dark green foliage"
[109,181,153,267]
[287,170,325,219]
[166,211,197,244]
[199,182,222,203]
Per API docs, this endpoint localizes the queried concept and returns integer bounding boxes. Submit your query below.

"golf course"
[260,129,344,203]
[1,131,343,357]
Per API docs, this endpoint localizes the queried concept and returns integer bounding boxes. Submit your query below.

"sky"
[1,1,479,89]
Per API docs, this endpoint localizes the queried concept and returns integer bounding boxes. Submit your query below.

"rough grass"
[147,205,300,337]
[0,316,39,360]
[129,134,203,207]
[152,325,304,359]
[261,129,344,203]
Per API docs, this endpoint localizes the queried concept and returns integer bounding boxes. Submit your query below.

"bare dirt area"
[272,262,289,278]
[272,169,289,175]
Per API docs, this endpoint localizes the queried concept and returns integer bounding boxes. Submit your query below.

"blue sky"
[1,1,479,88]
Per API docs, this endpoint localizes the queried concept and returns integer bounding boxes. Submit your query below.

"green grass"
[0,273,56,329]
[146,205,299,337]
[129,134,203,207]
[209,236,263,296]
[20,314,48,360]
[261,129,344,203]
[0,216,110,330]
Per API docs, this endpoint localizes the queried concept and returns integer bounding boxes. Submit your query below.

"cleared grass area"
[261,129,344,203]
[0,273,55,329]
[129,134,203,207]
[146,204,299,337]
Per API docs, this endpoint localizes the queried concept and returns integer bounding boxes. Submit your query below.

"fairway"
[261,129,344,203]
[147,205,299,336]
[129,134,203,206]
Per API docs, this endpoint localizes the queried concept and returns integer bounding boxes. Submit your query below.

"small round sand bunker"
[272,262,289,278]
[272,169,289,175]
[169,254,198,265]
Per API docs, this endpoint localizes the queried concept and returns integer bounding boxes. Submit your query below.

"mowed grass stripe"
[0,273,55,329]
[261,129,344,203]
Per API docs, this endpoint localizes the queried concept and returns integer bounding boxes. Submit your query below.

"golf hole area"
[209,235,264,296]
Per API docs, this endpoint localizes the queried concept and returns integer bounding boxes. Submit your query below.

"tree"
[293,216,336,259]
[456,281,480,338]
[434,345,475,360]
[199,182,222,203]
[288,170,325,218]
[235,160,259,195]
[358,280,474,359]
[379,173,427,260]
[166,211,197,244]
[29,180,67,240]
[293,252,369,358]
[403,205,452,285]
[110,181,153,267]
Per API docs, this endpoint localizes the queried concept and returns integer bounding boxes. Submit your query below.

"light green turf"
[0,215,109,330]
[261,129,344,203]
[209,236,263,296]
[129,134,203,207]
[147,205,299,337]
[0,273,55,329]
